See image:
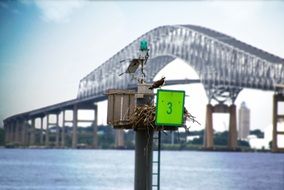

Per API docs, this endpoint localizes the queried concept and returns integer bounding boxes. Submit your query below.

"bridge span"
[3,25,284,152]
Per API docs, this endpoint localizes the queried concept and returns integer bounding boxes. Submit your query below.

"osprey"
[149,77,165,90]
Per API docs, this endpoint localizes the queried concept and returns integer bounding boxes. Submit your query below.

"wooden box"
[107,89,136,128]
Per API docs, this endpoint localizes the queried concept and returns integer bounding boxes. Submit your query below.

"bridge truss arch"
[77,25,284,103]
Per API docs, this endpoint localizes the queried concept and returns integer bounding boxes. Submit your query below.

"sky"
[1,0,284,142]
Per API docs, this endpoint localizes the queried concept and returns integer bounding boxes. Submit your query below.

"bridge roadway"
[4,79,197,120]
[3,79,198,148]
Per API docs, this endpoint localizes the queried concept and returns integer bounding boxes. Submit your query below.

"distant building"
[238,102,250,140]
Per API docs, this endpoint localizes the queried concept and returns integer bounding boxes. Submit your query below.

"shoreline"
[1,145,276,153]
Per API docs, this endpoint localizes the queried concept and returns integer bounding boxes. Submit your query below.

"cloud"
[34,0,85,23]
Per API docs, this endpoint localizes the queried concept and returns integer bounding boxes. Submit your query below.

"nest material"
[129,105,200,130]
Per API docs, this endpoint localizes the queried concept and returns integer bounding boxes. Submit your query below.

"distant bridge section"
[3,24,284,152]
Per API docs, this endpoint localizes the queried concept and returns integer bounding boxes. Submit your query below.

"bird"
[149,77,165,90]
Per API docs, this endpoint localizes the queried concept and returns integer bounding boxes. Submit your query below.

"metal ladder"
[152,130,161,190]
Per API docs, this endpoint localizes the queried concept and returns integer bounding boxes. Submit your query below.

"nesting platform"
[107,88,179,131]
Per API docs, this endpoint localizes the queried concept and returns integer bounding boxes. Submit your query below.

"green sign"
[155,89,185,126]
[140,40,148,51]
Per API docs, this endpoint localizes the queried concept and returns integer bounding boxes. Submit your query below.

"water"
[0,149,283,190]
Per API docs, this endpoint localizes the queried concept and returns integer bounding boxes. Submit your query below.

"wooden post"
[134,84,154,190]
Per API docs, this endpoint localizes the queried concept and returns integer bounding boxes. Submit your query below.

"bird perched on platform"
[149,77,165,90]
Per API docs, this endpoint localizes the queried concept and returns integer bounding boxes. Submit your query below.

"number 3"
[167,102,173,114]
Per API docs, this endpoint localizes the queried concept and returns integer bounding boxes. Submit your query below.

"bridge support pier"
[228,104,237,150]
[21,120,27,146]
[18,120,23,146]
[8,124,12,144]
[26,120,30,146]
[10,122,14,143]
[30,118,35,146]
[25,120,29,146]
[4,125,7,144]
[72,105,78,149]
[15,120,20,144]
[17,121,21,145]
[5,124,8,144]
[40,117,44,145]
[19,120,23,146]
[204,104,213,149]
[272,94,284,152]
[4,123,11,145]
[4,124,7,144]
[203,103,238,150]
[45,115,50,147]
[93,105,98,149]
[8,123,11,144]
[10,123,14,144]
[8,123,12,144]
[19,120,23,144]
[61,110,66,147]
[55,113,60,147]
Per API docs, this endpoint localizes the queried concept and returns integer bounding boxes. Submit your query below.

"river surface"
[0,149,283,190]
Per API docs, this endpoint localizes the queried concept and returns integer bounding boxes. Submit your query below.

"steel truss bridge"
[3,25,284,152]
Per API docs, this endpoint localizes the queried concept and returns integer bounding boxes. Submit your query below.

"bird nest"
[129,104,200,131]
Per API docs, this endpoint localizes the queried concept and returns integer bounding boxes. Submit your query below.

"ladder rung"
[153,131,161,189]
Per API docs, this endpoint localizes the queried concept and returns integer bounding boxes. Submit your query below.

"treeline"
[0,125,264,150]
[73,126,254,149]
